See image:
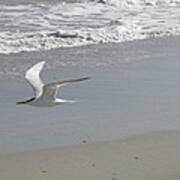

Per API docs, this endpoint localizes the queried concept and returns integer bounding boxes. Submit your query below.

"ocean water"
[0,0,180,54]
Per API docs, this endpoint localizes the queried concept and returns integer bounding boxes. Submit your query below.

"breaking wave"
[0,0,180,54]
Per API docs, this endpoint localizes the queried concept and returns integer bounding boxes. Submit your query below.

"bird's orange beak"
[16,101,26,104]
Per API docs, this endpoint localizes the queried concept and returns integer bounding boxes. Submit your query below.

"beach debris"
[82,140,87,143]
[41,170,48,173]
[134,156,139,160]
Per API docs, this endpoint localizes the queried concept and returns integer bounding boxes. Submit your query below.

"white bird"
[16,61,90,107]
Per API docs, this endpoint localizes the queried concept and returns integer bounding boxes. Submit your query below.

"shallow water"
[1,54,180,153]
[0,36,180,78]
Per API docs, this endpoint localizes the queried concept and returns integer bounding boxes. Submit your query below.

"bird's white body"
[27,97,75,107]
[27,98,66,107]
[16,61,89,107]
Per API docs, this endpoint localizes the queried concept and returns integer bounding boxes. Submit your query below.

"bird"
[16,61,90,107]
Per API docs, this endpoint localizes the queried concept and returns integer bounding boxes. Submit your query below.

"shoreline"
[1,129,180,180]
[1,35,180,78]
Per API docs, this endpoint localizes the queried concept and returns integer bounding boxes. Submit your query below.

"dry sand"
[0,129,180,180]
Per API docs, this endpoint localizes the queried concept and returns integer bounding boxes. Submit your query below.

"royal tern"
[16,61,90,107]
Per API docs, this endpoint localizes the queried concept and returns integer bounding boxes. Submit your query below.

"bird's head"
[16,97,35,105]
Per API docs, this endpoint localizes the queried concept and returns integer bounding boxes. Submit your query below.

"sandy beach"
[1,0,180,178]
[0,129,180,180]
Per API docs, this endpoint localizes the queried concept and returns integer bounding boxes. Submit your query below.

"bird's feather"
[41,77,90,100]
[25,61,45,97]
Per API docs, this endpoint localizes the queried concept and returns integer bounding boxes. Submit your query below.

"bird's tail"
[66,100,76,104]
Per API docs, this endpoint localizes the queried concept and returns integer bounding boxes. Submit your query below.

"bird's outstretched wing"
[41,77,90,100]
[25,61,45,97]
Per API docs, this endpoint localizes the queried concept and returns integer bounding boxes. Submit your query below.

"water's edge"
[1,36,180,79]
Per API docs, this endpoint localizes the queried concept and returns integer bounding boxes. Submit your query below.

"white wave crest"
[0,0,180,54]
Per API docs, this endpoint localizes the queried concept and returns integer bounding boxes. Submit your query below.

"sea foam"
[0,0,180,54]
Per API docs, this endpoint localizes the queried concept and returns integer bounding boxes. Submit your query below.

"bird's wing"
[41,77,90,100]
[25,61,45,97]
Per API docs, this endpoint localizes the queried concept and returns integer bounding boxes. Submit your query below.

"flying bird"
[16,61,90,107]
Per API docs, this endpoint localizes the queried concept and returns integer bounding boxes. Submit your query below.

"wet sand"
[1,36,180,153]
[0,129,180,180]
